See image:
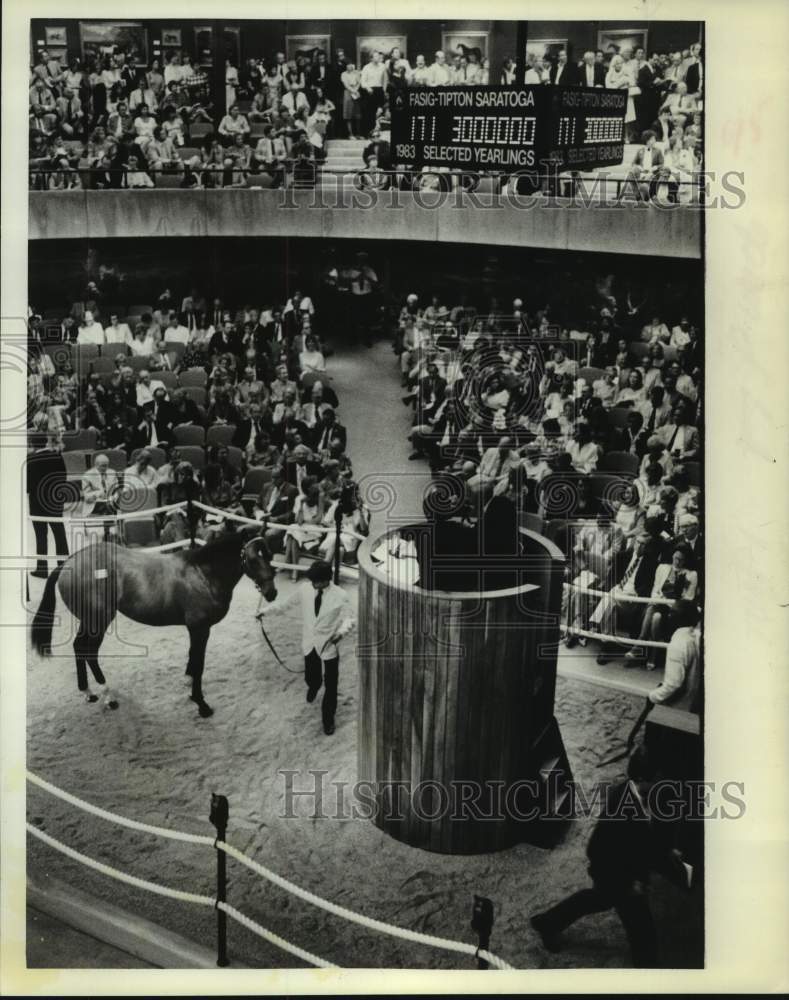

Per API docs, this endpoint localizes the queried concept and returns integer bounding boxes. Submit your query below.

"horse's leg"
[187,624,213,718]
[86,618,119,710]
[74,622,98,704]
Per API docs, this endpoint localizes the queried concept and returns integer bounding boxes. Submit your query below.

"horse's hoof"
[198,703,214,718]
[86,694,98,704]
[108,700,119,710]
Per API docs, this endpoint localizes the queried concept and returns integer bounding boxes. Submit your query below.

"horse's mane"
[180,531,246,566]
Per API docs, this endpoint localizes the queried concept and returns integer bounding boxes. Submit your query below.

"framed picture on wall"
[526,38,567,63]
[44,26,67,47]
[80,21,149,66]
[286,34,331,63]
[161,28,182,48]
[357,35,407,67]
[224,25,241,67]
[441,30,489,62]
[597,27,649,58]
[194,25,213,67]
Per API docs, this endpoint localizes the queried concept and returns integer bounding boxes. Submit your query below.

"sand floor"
[25,342,703,970]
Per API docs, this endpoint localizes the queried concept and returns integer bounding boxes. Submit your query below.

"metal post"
[333,502,343,585]
[187,495,196,548]
[209,793,230,967]
[470,895,494,969]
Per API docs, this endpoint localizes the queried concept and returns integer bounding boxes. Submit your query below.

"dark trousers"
[363,88,384,135]
[538,877,658,967]
[304,648,339,727]
[32,517,69,573]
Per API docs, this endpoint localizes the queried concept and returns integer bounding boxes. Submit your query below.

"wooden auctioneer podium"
[356,522,573,855]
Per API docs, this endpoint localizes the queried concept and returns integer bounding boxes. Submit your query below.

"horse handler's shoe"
[530,914,562,953]
[323,722,335,735]
[306,687,319,703]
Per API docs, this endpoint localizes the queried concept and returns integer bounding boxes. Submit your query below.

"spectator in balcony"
[683,44,703,98]
[579,50,606,87]
[410,54,429,86]
[163,52,184,88]
[281,80,310,117]
[130,322,156,357]
[225,132,252,186]
[29,77,56,111]
[145,125,180,173]
[76,310,104,346]
[104,313,133,349]
[47,156,83,191]
[606,54,637,136]
[567,421,599,474]
[660,81,697,129]
[549,49,577,86]
[123,152,154,188]
[251,125,287,187]
[218,103,250,145]
[360,50,387,136]
[128,72,158,114]
[500,57,517,85]
[162,105,186,147]
[161,312,189,347]
[132,103,156,148]
[262,63,283,111]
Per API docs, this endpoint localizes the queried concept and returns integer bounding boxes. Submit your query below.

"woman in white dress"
[299,335,326,378]
[284,480,326,578]
[605,54,636,135]
[130,324,156,357]
[319,495,370,565]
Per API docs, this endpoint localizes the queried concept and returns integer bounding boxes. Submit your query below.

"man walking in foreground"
[530,748,690,967]
[260,559,354,734]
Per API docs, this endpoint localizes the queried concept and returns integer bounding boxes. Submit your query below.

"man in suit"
[549,50,577,86]
[591,530,663,664]
[283,444,324,491]
[258,559,355,734]
[628,131,669,200]
[656,402,700,462]
[531,747,686,967]
[578,51,606,88]
[609,409,649,458]
[311,406,347,455]
[636,55,664,133]
[27,433,70,578]
[81,453,120,516]
[638,385,673,435]
[234,401,273,452]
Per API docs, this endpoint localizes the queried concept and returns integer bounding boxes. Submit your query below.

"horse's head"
[241,534,278,602]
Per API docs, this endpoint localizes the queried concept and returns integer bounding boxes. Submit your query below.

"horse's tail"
[31,563,63,657]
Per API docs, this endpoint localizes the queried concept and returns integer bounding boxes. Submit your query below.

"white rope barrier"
[270,558,359,580]
[29,501,188,524]
[218,902,339,969]
[27,771,214,846]
[564,625,669,650]
[216,841,514,971]
[564,581,674,607]
[26,823,215,906]
[193,501,367,542]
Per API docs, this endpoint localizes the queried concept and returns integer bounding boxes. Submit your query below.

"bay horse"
[30,527,277,718]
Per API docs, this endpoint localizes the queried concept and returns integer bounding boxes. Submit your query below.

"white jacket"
[262,581,355,660]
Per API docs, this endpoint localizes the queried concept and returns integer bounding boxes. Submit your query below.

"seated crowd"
[29,39,703,189]
[395,281,702,676]
[27,283,369,577]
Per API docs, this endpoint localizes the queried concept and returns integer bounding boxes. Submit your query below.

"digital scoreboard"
[390,85,628,172]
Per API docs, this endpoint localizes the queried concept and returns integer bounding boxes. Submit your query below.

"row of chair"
[61,443,248,477]
[62,421,238,453]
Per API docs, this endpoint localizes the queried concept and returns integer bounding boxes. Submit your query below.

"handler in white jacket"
[259,559,355,734]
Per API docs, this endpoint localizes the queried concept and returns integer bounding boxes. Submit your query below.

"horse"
[30,526,277,718]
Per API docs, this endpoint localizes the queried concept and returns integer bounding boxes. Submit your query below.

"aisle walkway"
[328,340,431,533]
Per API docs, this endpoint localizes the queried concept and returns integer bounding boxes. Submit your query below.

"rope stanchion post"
[209,793,231,967]
[471,895,494,970]
[333,502,343,585]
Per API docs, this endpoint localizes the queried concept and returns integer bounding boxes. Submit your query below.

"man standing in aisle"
[359,50,387,138]
[259,560,355,735]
